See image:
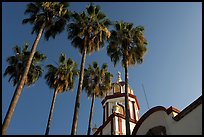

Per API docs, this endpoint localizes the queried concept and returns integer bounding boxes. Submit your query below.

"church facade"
[92,72,202,135]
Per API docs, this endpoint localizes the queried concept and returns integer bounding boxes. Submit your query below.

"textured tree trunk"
[45,89,58,135]
[71,46,87,135]
[2,23,45,135]
[87,94,95,135]
[125,60,130,135]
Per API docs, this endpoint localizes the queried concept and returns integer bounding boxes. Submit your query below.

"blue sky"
[2,2,202,135]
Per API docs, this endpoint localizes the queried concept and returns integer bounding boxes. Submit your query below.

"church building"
[92,72,202,135]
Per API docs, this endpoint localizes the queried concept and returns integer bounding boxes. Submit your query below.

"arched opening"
[117,103,125,115]
[146,126,166,135]
[114,84,121,94]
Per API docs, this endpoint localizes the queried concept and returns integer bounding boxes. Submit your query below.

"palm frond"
[83,62,113,98]
[4,43,46,87]
[107,21,148,67]
[23,2,70,39]
[24,3,40,15]
[44,53,78,93]
[67,3,110,55]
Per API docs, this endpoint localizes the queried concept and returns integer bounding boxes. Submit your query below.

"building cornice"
[101,93,140,109]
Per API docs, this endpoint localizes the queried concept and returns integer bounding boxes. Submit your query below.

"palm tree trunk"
[87,94,95,135]
[71,46,87,135]
[125,60,130,135]
[45,88,58,135]
[2,23,45,135]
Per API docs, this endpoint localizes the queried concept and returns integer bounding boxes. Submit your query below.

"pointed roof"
[116,71,122,83]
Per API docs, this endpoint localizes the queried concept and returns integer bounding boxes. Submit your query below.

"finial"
[92,124,97,134]
[116,71,122,83]
[93,124,97,128]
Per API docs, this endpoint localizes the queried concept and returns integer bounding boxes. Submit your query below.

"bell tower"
[93,72,140,135]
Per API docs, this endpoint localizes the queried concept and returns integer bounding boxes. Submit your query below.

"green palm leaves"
[83,62,113,98]
[67,3,111,54]
[23,2,70,40]
[45,53,78,93]
[4,43,47,87]
[107,21,148,67]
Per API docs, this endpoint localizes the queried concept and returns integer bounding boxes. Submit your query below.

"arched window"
[114,84,121,93]
[146,126,166,135]
[117,103,125,115]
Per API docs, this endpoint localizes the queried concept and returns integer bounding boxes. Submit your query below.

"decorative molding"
[132,106,166,135]
[173,95,202,121]
[101,93,140,110]
[93,112,137,135]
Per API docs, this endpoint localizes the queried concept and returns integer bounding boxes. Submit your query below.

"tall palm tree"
[67,3,111,135]
[44,53,78,135]
[107,21,148,135]
[3,43,46,134]
[83,62,113,135]
[2,2,70,135]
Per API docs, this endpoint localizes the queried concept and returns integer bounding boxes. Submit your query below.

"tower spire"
[93,71,140,135]
[116,71,122,83]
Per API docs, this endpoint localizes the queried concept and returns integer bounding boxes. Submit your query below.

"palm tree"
[3,43,46,134]
[44,53,78,135]
[2,2,70,135]
[107,21,148,135]
[67,3,111,135]
[83,62,113,135]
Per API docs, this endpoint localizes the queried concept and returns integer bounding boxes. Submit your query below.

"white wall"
[102,121,111,135]
[119,118,136,135]
[114,117,119,135]
[130,121,136,135]
[121,118,126,134]
[135,103,202,135]
[136,111,169,135]
[170,104,202,135]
